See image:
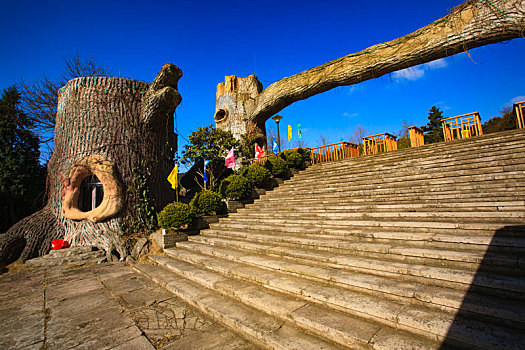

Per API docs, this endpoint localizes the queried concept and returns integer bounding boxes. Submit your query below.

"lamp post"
[272,114,283,152]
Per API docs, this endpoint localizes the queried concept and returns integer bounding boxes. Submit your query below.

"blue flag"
[203,160,210,181]
[272,138,278,155]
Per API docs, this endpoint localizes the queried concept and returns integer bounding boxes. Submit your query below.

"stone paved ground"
[0,262,258,350]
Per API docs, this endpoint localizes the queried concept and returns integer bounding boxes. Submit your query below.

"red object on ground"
[51,239,69,250]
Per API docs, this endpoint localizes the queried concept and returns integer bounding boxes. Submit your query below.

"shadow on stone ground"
[440,225,525,349]
[0,262,258,349]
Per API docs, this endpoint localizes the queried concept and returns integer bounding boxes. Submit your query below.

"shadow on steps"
[440,225,525,350]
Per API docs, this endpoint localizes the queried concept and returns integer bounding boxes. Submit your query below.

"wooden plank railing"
[309,142,359,164]
[442,112,483,141]
[513,101,525,129]
[251,142,359,165]
[408,126,424,147]
[362,132,398,155]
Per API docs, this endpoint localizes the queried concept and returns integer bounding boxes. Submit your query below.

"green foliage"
[264,155,288,177]
[157,202,194,229]
[181,124,255,182]
[421,106,445,144]
[239,134,256,166]
[280,148,310,169]
[482,107,516,134]
[190,190,225,215]
[120,166,158,235]
[219,175,251,200]
[240,164,271,188]
[0,86,45,233]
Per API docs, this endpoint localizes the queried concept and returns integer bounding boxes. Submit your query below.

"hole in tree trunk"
[78,175,104,212]
[5,238,26,265]
[214,109,228,122]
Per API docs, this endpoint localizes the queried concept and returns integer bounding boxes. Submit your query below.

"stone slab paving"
[0,262,258,349]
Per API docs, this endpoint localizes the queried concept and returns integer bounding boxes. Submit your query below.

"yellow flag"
[288,124,292,141]
[167,165,178,189]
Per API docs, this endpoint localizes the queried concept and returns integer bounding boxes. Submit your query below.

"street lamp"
[272,114,283,152]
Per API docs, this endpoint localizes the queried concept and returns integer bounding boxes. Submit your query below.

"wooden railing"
[442,112,483,141]
[251,142,359,165]
[309,142,359,164]
[362,132,398,155]
[408,126,424,148]
[513,100,525,129]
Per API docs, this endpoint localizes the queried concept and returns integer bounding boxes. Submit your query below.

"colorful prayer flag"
[254,143,264,160]
[272,138,278,155]
[167,165,178,189]
[225,147,236,169]
[298,124,302,140]
[288,125,292,141]
[203,160,210,181]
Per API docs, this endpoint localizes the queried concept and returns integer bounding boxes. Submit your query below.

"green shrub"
[191,190,225,215]
[240,164,271,187]
[264,155,288,177]
[157,202,194,229]
[220,175,251,200]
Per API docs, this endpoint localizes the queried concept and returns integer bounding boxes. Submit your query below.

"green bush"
[240,164,271,187]
[191,190,225,215]
[157,202,194,229]
[264,155,288,177]
[219,175,251,200]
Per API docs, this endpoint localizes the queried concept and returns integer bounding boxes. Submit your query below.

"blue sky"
[1,0,524,166]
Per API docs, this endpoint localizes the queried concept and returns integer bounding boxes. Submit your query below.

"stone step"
[231,210,525,221]
[276,168,525,195]
[304,131,525,175]
[210,219,525,240]
[25,247,106,267]
[203,225,525,254]
[298,152,525,185]
[132,262,348,350]
[159,247,525,349]
[171,242,525,325]
[282,169,525,195]
[242,200,525,212]
[190,233,522,273]
[299,143,525,180]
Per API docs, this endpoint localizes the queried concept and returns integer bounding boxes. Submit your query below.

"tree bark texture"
[0,64,182,264]
[215,0,525,140]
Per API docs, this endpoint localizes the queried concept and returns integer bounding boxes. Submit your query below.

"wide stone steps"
[292,151,525,186]
[154,246,525,349]
[301,130,525,175]
[242,200,525,213]
[294,145,525,184]
[135,256,442,349]
[132,262,348,350]
[139,129,525,349]
[191,232,522,277]
[202,224,525,255]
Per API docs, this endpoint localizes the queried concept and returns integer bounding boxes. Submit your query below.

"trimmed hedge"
[279,148,310,169]
[219,175,251,200]
[263,155,288,177]
[157,202,194,229]
[190,190,225,215]
[240,164,271,187]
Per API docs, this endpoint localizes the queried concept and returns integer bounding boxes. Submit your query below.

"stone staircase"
[134,129,525,349]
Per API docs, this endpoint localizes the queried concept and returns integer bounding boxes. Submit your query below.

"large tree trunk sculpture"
[0,64,182,265]
[215,0,525,141]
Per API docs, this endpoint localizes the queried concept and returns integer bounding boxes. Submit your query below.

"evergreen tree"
[0,86,45,233]
[421,106,445,144]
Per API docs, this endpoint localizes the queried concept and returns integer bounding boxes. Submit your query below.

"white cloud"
[392,58,448,82]
[348,85,363,94]
[392,66,425,81]
[427,58,448,69]
[509,96,525,105]
[342,112,358,118]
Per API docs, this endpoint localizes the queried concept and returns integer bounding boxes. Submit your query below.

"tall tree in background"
[422,106,445,144]
[18,53,111,149]
[0,86,45,233]
[483,107,516,134]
